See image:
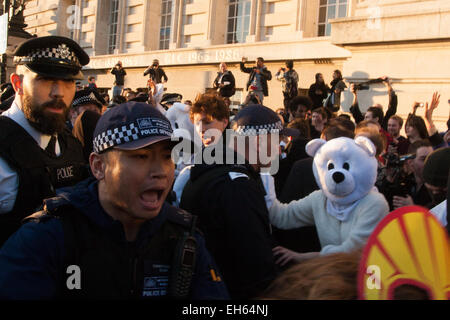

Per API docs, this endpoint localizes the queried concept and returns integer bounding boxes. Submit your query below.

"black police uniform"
[0,36,91,246]
[0,178,228,299]
[180,144,278,299]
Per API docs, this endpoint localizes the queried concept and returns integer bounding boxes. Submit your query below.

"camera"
[384,152,415,168]
[382,151,416,207]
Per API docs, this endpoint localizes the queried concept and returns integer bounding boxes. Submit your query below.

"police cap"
[13,36,90,80]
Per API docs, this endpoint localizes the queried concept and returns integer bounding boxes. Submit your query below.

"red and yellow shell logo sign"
[358,206,450,300]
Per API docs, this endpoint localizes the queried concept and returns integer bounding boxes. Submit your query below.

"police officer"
[0,102,228,299]
[180,104,287,299]
[0,36,90,246]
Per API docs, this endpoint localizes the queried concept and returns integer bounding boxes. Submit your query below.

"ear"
[306,138,326,157]
[89,152,106,180]
[10,73,23,95]
[355,135,376,157]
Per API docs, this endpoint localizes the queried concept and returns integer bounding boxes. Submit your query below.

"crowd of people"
[0,35,449,300]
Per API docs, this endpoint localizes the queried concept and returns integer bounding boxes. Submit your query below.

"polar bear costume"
[264,136,389,255]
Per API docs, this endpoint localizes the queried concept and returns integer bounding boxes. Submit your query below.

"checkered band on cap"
[72,92,102,108]
[234,120,284,136]
[93,123,140,153]
[14,44,80,66]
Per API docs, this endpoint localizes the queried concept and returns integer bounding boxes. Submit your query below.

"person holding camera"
[110,61,127,98]
[377,140,433,210]
[387,115,409,155]
[240,56,272,104]
[349,76,397,130]
[275,60,299,112]
[213,62,236,99]
[144,59,168,84]
[324,70,346,113]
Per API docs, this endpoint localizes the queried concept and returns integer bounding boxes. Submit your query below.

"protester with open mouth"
[0,101,229,300]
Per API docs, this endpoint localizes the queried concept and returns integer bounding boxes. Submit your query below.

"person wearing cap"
[179,103,285,299]
[110,61,126,98]
[0,36,91,246]
[68,88,105,129]
[144,59,168,84]
[160,93,182,110]
[423,147,450,228]
[0,83,15,112]
[0,101,229,300]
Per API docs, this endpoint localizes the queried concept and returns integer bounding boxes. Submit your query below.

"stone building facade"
[16,0,450,129]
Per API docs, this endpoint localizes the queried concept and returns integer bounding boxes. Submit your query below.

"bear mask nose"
[332,171,345,184]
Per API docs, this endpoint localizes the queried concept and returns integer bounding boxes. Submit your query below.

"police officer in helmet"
[0,101,228,299]
[0,36,90,246]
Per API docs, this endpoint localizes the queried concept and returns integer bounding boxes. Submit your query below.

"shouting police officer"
[0,101,229,299]
[0,36,90,246]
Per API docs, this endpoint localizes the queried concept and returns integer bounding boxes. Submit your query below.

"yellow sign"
[358,206,450,300]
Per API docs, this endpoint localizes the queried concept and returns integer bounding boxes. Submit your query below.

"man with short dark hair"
[87,76,97,91]
[240,56,272,104]
[275,60,299,112]
[378,140,434,210]
[387,114,409,154]
[0,102,229,300]
[287,96,313,122]
[110,61,126,98]
[0,36,90,246]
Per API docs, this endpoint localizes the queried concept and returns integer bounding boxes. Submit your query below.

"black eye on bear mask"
[328,163,334,170]
[343,162,350,170]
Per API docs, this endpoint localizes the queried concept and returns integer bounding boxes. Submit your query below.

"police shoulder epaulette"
[228,171,249,181]
[43,196,71,214]
[22,210,48,224]
[166,205,193,228]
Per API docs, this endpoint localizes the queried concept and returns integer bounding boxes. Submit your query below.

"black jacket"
[0,117,88,246]
[213,71,236,98]
[179,146,277,299]
[308,83,329,108]
[110,67,126,86]
[0,178,229,299]
[240,62,272,96]
[350,90,398,131]
[144,66,168,84]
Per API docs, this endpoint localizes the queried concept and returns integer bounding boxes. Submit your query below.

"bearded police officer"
[0,36,91,246]
[0,102,228,300]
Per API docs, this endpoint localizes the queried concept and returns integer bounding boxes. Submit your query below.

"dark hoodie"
[179,141,278,299]
[0,178,228,299]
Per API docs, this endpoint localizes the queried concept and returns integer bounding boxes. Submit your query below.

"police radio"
[168,216,197,298]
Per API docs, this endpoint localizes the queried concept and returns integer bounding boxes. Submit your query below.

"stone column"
[204,0,216,46]
[246,0,257,41]
[116,0,126,53]
[169,0,182,49]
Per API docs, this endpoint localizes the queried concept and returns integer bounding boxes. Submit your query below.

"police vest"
[180,164,271,240]
[180,165,248,213]
[27,201,198,299]
[0,116,88,245]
